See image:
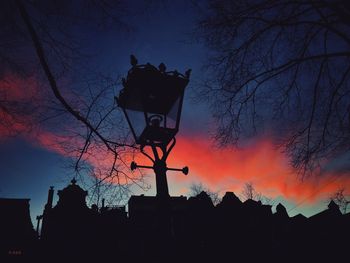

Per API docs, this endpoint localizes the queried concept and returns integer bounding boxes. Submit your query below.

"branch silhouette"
[196,0,350,176]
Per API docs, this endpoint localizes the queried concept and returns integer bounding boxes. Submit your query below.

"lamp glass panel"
[125,109,147,139]
[166,96,181,129]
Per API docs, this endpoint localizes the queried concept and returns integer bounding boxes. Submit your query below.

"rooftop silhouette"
[1,179,349,262]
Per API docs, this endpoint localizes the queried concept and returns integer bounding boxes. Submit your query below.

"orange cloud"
[167,135,350,203]
[2,73,349,204]
[27,129,350,204]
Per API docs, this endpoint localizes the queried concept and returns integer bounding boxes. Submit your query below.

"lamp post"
[116,55,190,199]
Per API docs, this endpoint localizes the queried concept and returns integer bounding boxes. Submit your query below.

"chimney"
[45,186,54,210]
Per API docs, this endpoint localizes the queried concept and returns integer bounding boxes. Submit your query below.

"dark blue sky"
[0,138,68,222]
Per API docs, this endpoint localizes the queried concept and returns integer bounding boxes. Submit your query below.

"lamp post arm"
[150,143,160,161]
[140,148,155,163]
[167,166,189,175]
[135,164,154,170]
[163,138,176,161]
[131,161,188,175]
[131,161,153,171]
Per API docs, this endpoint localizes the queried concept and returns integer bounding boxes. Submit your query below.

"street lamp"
[116,55,190,198]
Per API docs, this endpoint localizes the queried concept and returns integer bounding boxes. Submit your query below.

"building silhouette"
[38,178,127,262]
[1,180,350,262]
[0,198,37,261]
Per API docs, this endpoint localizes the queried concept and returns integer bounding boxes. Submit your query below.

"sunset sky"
[1,0,350,223]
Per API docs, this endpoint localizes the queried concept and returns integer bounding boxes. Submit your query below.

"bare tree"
[196,0,350,176]
[241,182,260,201]
[189,182,221,205]
[329,187,350,214]
[241,182,253,201]
[0,0,152,204]
[241,182,272,204]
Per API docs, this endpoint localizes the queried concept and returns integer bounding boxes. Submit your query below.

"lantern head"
[116,57,190,147]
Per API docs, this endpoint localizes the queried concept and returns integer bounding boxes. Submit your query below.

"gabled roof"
[291,213,307,224]
[222,192,242,205]
[309,201,342,221]
[188,191,214,208]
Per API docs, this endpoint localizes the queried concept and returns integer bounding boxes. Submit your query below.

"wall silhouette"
[1,180,349,262]
[0,198,37,261]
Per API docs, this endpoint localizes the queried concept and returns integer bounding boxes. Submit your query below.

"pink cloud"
[167,135,350,203]
[2,73,349,204]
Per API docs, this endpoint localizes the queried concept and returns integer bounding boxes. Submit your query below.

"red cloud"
[0,73,43,137]
[1,73,136,184]
[2,73,349,204]
[24,128,350,204]
[29,130,143,185]
[167,135,350,203]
